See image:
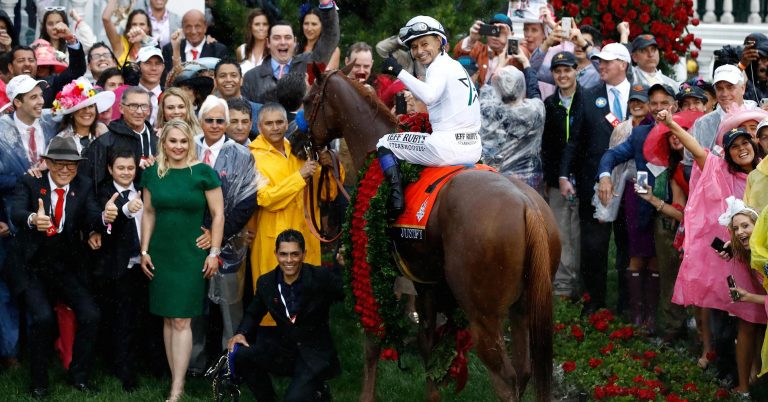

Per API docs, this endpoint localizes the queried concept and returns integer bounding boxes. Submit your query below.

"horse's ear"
[311,62,324,84]
[340,61,354,76]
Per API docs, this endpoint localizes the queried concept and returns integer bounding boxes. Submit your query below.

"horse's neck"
[333,82,394,171]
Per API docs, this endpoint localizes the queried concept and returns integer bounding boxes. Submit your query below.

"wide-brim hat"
[41,136,86,161]
[31,39,67,73]
[59,90,115,115]
[643,110,704,166]
[53,78,116,117]
[715,108,768,146]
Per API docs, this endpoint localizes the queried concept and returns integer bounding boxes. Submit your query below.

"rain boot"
[378,147,404,220]
[644,271,660,336]
[626,271,644,328]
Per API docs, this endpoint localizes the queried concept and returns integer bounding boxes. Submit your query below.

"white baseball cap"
[713,64,744,85]
[590,43,631,63]
[137,46,164,63]
[6,74,48,101]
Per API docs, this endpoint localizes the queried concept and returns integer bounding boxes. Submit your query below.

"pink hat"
[715,106,768,146]
[31,39,67,73]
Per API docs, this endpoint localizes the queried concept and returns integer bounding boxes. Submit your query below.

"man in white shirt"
[136,47,164,126]
[137,0,182,48]
[161,9,228,74]
[628,33,679,90]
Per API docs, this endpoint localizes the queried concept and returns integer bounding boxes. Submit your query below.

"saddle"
[390,164,496,242]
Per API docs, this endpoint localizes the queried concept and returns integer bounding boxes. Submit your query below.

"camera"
[478,24,500,37]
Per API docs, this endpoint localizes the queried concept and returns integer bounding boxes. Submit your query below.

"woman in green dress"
[140,119,224,402]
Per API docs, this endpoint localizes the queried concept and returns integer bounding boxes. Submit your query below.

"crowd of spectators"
[0,0,767,400]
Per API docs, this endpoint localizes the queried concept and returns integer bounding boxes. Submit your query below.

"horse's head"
[302,63,346,150]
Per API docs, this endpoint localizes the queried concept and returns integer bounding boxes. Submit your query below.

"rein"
[303,70,351,243]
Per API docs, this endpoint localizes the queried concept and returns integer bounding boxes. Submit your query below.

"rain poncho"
[593,119,638,222]
[194,136,260,305]
[479,73,544,190]
[748,203,768,377]
[744,158,768,213]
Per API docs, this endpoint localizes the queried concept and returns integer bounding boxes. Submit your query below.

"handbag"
[205,346,240,402]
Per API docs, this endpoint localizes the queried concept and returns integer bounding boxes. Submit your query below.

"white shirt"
[185,40,205,61]
[114,181,143,267]
[14,114,45,163]
[396,53,481,133]
[138,83,162,126]
[149,9,171,47]
[198,135,225,167]
[606,79,630,120]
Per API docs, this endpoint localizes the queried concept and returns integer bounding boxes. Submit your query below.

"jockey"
[379,16,482,218]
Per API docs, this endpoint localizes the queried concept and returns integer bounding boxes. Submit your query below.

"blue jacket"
[596,122,656,229]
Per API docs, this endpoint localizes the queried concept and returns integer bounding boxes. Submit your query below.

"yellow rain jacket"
[247,134,343,325]
[745,158,768,212]
[750,208,768,376]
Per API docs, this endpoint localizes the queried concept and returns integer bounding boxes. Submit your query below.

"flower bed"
[553,296,733,401]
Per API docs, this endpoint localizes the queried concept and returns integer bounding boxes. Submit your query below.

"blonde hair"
[156,119,198,178]
[156,87,202,134]
[729,210,759,264]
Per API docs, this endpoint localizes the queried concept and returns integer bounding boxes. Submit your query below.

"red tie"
[28,126,37,164]
[203,149,212,166]
[191,49,199,60]
[53,188,65,229]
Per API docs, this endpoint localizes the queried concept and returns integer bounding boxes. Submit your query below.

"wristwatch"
[141,250,149,256]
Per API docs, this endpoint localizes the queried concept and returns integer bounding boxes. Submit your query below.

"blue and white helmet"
[398,16,447,46]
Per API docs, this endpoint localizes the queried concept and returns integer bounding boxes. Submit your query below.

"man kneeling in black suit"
[227,229,343,402]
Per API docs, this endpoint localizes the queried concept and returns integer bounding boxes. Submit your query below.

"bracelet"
[209,247,221,257]
[656,200,665,211]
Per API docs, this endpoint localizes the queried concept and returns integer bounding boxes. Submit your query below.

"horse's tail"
[524,206,553,402]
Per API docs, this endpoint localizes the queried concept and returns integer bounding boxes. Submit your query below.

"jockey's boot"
[378,147,404,219]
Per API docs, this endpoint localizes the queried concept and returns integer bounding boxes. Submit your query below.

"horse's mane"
[329,72,398,127]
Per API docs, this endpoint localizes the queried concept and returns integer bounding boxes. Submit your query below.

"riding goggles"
[398,23,442,44]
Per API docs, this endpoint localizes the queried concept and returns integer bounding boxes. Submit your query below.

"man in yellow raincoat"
[247,103,343,326]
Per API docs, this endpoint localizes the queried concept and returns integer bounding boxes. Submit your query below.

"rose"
[562,360,576,373]
[588,357,603,368]
[571,324,584,341]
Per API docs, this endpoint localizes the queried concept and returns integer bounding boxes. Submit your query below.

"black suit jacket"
[241,53,311,104]
[161,40,230,74]
[93,183,140,280]
[236,263,343,380]
[559,84,617,200]
[43,44,87,108]
[4,174,101,295]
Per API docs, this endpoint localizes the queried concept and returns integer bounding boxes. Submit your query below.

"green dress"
[141,163,221,317]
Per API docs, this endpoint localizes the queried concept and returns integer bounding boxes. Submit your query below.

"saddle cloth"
[391,164,496,241]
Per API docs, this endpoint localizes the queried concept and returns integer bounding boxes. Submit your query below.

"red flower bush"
[552,0,700,64]
[562,361,577,373]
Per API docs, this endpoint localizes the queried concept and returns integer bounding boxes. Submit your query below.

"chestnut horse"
[304,70,560,402]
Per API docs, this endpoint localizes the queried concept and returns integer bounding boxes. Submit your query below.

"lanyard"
[277,283,296,324]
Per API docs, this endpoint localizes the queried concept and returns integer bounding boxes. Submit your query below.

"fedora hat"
[41,137,86,161]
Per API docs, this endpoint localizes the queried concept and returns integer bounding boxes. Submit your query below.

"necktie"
[278,64,285,79]
[203,149,212,166]
[53,188,65,229]
[610,88,623,120]
[140,129,150,157]
[191,49,199,60]
[28,126,37,164]
[79,136,90,155]
[121,190,141,255]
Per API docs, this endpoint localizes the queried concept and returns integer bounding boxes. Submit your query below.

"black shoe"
[71,382,97,393]
[30,387,48,399]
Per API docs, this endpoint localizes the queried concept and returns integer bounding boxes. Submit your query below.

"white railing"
[701,0,766,23]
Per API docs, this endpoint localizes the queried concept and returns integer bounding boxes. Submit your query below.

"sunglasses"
[44,6,66,11]
[398,22,436,43]
[204,118,226,125]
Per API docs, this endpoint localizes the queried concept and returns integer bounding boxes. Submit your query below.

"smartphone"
[635,171,648,193]
[711,237,733,257]
[395,92,407,115]
[727,275,740,301]
[561,17,572,39]
[507,38,519,56]
[478,23,500,37]
[745,39,756,48]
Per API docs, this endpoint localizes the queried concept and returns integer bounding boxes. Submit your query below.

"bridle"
[303,70,351,243]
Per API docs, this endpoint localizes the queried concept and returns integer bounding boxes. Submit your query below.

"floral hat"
[52,78,115,116]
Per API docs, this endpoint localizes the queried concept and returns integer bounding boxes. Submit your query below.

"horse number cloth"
[391,164,496,241]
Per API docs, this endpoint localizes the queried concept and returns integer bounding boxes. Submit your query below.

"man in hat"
[242,0,338,104]
[454,13,525,88]
[686,64,757,166]
[738,33,768,104]
[162,9,228,74]
[4,136,119,398]
[560,42,633,313]
[625,30,679,89]
[136,46,165,126]
[7,21,85,108]
[543,51,584,301]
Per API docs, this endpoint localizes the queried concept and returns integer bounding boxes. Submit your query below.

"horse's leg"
[469,314,519,401]
[358,335,380,402]
[507,299,531,399]
[414,284,441,402]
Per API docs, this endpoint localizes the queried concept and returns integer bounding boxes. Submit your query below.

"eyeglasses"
[398,22,434,43]
[50,160,78,170]
[90,52,113,61]
[44,6,66,11]
[203,118,226,125]
[122,103,151,112]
